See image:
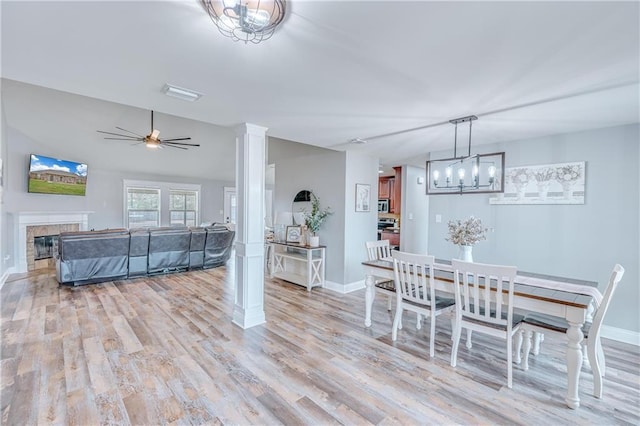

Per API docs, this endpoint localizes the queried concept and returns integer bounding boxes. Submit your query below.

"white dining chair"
[365,240,394,310]
[391,251,456,357]
[450,259,522,388]
[519,264,624,398]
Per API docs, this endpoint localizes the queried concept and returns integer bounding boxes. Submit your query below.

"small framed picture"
[355,183,371,212]
[286,226,302,243]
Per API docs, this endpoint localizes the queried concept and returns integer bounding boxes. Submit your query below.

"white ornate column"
[232,123,267,329]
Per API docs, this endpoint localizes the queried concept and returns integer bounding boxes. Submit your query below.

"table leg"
[365,275,376,327]
[565,320,584,409]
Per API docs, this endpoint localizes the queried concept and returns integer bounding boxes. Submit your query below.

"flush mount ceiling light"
[201,0,286,44]
[350,137,367,145]
[162,84,202,102]
[425,115,505,195]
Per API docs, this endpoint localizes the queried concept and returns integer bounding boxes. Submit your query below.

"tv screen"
[28,154,88,196]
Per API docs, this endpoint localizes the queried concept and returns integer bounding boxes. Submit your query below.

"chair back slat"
[452,260,517,328]
[589,264,625,342]
[392,251,436,308]
[366,240,392,261]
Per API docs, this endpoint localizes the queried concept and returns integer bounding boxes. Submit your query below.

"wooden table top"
[362,258,596,309]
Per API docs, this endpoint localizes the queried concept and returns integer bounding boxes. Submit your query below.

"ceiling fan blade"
[97,130,139,138]
[103,137,144,141]
[115,127,145,138]
[164,141,200,147]
[163,144,188,150]
[161,137,192,142]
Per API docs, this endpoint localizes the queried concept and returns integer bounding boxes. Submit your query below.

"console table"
[268,241,325,291]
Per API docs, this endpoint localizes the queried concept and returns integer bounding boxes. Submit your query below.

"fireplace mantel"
[15,211,93,273]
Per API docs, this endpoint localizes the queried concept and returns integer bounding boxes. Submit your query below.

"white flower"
[446,216,488,246]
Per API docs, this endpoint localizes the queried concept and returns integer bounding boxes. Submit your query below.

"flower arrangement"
[304,193,332,235]
[532,167,555,183]
[555,164,582,183]
[446,216,488,246]
[508,168,532,185]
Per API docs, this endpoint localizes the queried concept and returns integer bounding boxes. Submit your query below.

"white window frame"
[169,189,199,227]
[123,180,201,228]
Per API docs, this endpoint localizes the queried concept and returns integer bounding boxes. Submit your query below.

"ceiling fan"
[97,110,200,150]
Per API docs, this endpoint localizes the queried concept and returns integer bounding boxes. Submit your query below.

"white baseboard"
[0,267,16,291]
[601,325,640,347]
[323,279,365,294]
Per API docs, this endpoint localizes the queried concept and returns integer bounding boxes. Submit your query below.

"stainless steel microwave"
[378,199,389,213]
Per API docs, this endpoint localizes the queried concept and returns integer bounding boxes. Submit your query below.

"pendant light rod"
[449,115,477,159]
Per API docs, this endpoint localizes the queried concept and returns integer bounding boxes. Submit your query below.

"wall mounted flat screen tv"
[28,154,88,196]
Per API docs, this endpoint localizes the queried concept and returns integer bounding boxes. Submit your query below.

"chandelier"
[202,0,286,44]
[426,115,505,195]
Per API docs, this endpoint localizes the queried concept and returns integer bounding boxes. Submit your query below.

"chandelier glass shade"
[426,115,505,195]
[202,0,286,44]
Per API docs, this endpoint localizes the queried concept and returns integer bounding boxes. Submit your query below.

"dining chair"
[450,259,522,388]
[391,251,456,357]
[519,264,624,398]
[365,240,394,311]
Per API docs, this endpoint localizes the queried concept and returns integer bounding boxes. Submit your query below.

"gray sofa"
[55,226,235,286]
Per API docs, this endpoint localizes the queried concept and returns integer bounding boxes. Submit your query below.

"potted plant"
[446,216,487,262]
[304,193,332,247]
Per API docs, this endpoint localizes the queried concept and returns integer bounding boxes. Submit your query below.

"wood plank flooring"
[2,263,639,425]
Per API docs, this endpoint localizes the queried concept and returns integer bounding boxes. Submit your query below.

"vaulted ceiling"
[2,1,638,180]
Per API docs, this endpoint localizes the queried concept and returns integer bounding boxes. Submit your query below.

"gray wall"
[343,151,379,284]
[1,91,7,278]
[400,165,430,255]
[274,150,346,285]
[274,149,379,288]
[427,124,639,333]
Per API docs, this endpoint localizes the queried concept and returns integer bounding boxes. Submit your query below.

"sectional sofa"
[55,225,235,286]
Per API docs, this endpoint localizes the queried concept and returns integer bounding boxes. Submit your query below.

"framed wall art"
[355,183,370,212]
[489,161,585,205]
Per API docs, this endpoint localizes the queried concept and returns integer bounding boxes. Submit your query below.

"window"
[123,180,201,229]
[126,187,160,228]
[170,190,198,227]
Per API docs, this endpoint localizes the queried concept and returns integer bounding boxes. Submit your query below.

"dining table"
[362,258,600,410]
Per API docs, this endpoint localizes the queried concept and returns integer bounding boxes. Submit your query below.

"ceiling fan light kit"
[201,0,286,44]
[426,115,505,195]
[97,110,200,150]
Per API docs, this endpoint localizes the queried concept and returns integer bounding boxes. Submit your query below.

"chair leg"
[597,339,606,377]
[451,322,461,367]
[507,333,514,389]
[387,294,392,311]
[392,305,402,341]
[522,329,532,371]
[429,311,436,358]
[514,329,523,364]
[587,338,604,398]
[465,329,473,349]
[532,331,543,355]
[416,313,422,330]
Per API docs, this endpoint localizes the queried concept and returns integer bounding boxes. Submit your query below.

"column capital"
[235,123,268,137]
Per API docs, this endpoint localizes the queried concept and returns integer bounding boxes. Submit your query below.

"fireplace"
[15,211,92,273]
[34,235,58,260]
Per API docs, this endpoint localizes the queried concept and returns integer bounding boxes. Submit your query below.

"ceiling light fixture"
[201,0,286,44]
[425,115,505,195]
[350,137,367,145]
[162,84,202,102]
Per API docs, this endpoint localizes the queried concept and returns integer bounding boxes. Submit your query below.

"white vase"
[537,182,550,199]
[309,235,320,247]
[458,245,473,262]
[561,180,574,199]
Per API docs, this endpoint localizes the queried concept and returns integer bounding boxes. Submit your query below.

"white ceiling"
[2,1,639,180]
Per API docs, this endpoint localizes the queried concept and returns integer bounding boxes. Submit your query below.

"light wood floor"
[2,264,639,425]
